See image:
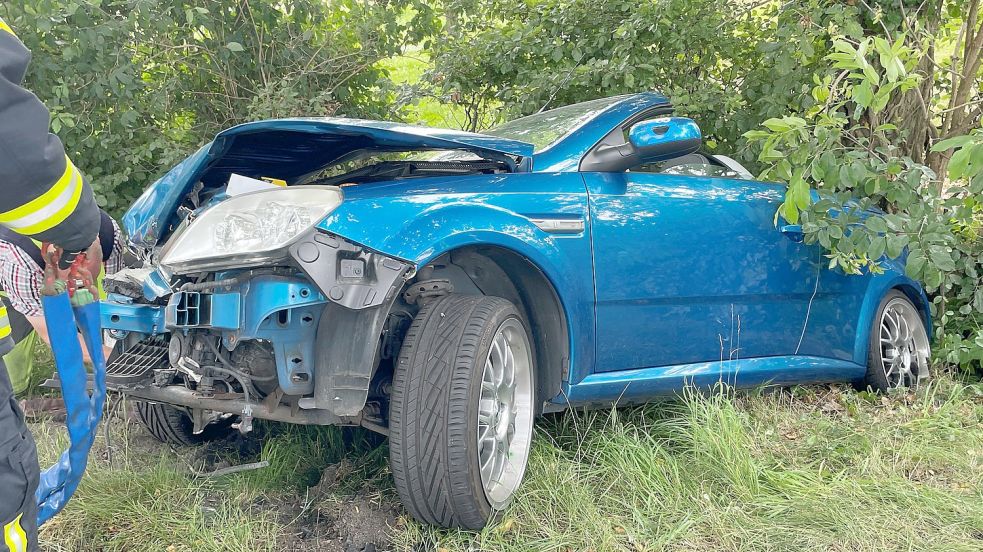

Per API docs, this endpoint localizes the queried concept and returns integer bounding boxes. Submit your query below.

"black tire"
[859,290,930,393]
[389,294,535,530]
[133,400,234,446]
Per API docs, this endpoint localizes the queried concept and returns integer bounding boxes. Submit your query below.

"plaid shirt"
[0,218,126,316]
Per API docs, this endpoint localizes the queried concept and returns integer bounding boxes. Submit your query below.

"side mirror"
[628,117,702,162]
[580,116,703,172]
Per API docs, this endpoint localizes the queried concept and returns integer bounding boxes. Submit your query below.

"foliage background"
[3,0,982,372]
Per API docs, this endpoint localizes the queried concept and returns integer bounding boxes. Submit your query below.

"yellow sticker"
[261,177,287,187]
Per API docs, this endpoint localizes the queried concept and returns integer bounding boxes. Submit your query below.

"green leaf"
[850,161,868,184]
[871,85,893,112]
[886,234,908,258]
[928,247,956,272]
[868,236,886,260]
[781,198,799,224]
[853,80,873,108]
[864,216,888,233]
[947,146,971,180]
[225,41,245,52]
[791,176,812,210]
[743,130,771,141]
[931,135,975,152]
[906,249,926,279]
[763,118,792,132]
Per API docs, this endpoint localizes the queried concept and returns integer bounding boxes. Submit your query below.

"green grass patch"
[398,378,983,551]
[27,376,983,551]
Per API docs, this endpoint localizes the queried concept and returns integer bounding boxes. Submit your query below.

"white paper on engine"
[227,173,281,196]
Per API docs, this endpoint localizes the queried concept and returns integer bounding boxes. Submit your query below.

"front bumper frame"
[101,230,414,419]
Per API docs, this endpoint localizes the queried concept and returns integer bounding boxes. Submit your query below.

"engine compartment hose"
[35,291,107,526]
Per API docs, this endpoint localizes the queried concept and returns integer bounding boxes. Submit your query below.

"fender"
[851,257,932,367]
[317,174,597,389]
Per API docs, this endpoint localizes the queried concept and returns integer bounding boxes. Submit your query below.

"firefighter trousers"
[0,357,38,552]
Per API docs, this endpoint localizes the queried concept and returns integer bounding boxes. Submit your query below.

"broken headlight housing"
[159,186,342,274]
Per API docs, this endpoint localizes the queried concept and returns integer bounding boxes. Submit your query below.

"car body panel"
[584,171,821,373]
[562,355,865,406]
[101,299,166,335]
[315,172,597,388]
[124,143,213,247]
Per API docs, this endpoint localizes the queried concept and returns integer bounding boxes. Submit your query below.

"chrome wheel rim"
[879,298,930,389]
[477,317,534,510]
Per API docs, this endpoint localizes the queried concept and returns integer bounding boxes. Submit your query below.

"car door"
[584,168,821,373]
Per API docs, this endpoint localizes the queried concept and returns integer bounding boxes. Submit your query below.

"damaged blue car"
[102,93,931,529]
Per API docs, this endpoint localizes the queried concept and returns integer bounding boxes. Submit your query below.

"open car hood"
[123,118,534,247]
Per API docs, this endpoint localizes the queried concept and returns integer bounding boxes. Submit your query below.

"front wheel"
[133,401,235,446]
[860,290,931,392]
[389,294,535,529]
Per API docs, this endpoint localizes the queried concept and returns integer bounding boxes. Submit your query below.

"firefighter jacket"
[0,16,101,348]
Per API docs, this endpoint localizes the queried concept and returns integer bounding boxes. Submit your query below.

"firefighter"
[0,209,126,405]
[0,16,103,551]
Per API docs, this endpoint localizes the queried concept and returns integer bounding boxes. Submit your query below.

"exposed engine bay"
[172,155,510,228]
[308,159,509,187]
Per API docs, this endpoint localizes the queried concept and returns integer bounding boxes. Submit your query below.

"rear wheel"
[860,291,930,392]
[389,294,535,529]
[133,401,234,446]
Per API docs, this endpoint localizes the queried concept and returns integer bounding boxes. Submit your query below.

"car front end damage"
[100,118,539,441]
[99,111,577,528]
[102,195,414,435]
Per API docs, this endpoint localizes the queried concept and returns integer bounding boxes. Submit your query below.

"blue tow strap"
[36,292,107,526]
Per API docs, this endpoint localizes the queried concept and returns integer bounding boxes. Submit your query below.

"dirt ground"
[31,404,406,552]
[269,463,402,552]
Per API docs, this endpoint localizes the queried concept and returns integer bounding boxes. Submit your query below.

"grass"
[399,379,982,551]
[27,372,982,551]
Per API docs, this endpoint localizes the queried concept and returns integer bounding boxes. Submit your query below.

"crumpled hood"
[123,118,534,247]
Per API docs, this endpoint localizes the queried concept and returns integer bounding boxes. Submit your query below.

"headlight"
[160,186,342,273]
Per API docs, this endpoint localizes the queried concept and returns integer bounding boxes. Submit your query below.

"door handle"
[779,224,804,242]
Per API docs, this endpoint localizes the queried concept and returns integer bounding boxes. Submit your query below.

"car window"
[632,155,752,180]
[485,96,627,151]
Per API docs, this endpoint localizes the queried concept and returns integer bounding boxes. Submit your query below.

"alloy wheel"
[878,297,930,389]
[476,317,534,510]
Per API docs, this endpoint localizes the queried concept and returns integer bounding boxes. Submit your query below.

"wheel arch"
[892,282,933,334]
[417,244,570,414]
[853,273,933,366]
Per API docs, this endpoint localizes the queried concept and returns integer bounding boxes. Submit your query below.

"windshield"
[485,96,625,151]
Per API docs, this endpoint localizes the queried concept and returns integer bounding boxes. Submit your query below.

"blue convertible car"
[102,93,931,529]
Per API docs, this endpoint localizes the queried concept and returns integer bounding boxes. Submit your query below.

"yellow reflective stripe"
[0,156,83,235]
[0,17,13,36]
[0,305,9,340]
[3,513,27,552]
